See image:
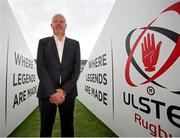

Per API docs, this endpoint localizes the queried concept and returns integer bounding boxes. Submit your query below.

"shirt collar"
[54,35,65,43]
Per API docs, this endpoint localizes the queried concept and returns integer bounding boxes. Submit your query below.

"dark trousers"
[39,96,75,137]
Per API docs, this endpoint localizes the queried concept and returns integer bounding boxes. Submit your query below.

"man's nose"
[55,23,63,27]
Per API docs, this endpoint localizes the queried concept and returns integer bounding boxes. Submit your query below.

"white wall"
[0,0,38,136]
[0,0,7,135]
[78,0,180,137]
[0,0,3,135]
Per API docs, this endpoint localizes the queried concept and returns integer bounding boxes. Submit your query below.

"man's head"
[51,14,67,36]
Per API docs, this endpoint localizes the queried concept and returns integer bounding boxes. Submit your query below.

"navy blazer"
[37,36,80,99]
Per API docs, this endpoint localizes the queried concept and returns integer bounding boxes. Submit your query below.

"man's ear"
[51,23,53,28]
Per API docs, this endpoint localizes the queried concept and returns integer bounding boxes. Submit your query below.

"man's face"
[51,14,67,35]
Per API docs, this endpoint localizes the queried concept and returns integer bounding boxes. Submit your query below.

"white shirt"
[54,35,65,63]
[54,35,65,84]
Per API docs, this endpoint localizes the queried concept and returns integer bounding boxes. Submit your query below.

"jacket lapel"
[51,36,60,64]
[61,37,69,65]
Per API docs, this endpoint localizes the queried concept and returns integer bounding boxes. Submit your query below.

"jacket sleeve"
[62,42,81,94]
[37,39,56,97]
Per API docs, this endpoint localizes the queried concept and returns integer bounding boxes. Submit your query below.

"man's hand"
[50,89,65,105]
[56,88,66,104]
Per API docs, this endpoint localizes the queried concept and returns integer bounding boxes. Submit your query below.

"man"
[36,13,80,137]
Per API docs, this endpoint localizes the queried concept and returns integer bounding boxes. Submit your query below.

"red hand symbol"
[141,33,162,72]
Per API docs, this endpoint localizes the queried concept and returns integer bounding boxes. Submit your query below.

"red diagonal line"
[125,18,157,86]
[161,2,180,15]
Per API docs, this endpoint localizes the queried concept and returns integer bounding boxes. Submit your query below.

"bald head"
[52,14,66,23]
[51,13,67,37]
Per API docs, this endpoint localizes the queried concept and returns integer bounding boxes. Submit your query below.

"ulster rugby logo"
[125,2,180,93]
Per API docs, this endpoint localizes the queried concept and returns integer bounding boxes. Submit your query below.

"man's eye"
[53,20,64,24]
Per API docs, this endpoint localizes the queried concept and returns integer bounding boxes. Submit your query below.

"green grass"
[9,99,117,137]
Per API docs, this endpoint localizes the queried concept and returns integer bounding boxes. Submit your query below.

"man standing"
[37,13,80,137]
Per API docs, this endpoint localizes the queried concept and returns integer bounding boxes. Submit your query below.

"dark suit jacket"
[36,36,80,99]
